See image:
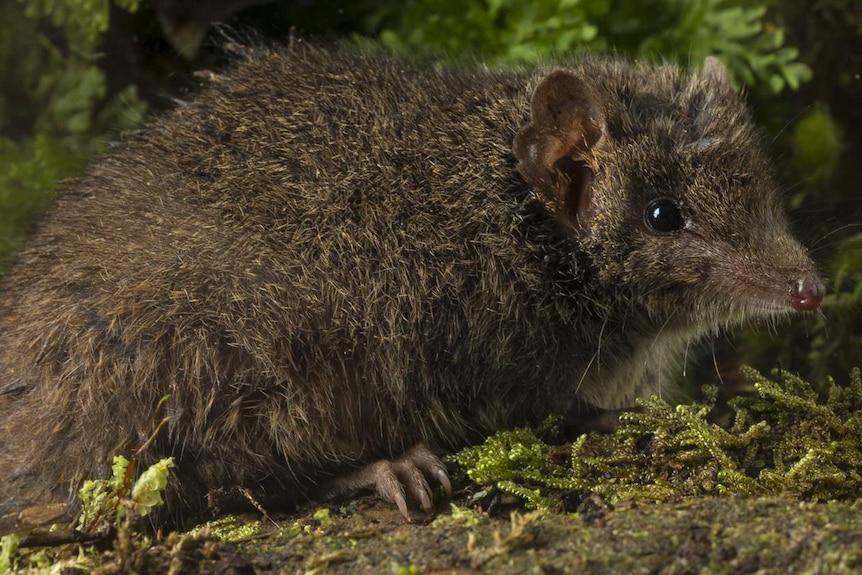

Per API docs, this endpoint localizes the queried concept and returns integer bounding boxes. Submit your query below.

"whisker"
[812,222,862,243]
[711,340,725,389]
[769,113,804,145]
[574,348,598,396]
[683,339,689,378]
[596,312,609,372]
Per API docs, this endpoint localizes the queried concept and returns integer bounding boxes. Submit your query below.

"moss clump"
[191,516,263,541]
[455,367,862,509]
[77,455,175,534]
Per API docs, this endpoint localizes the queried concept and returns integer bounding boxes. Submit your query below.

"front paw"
[319,443,452,520]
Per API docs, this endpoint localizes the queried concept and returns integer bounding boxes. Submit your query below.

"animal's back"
[0,46,583,518]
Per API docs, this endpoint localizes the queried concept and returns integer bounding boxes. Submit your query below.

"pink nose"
[789,274,825,311]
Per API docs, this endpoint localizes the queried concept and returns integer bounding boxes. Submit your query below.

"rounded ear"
[514,70,606,227]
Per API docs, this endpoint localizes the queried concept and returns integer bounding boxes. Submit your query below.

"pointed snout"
[789,273,825,311]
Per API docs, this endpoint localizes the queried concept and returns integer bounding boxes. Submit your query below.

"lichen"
[454,367,862,509]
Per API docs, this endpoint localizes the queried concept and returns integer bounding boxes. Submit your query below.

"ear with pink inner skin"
[514,70,606,227]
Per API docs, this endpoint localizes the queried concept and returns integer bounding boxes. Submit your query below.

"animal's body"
[0,43,823,523]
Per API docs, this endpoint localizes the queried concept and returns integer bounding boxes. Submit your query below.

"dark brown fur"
[0,43,822,523]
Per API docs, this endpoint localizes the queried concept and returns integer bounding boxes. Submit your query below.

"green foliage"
[0,451,167,573]
[78,455,175,532]
[380,0,608,64]
[381,0,811,93]
[21,0,141,48]
[0,534,95,573]
[0,135,73,266]
[791,105,843,190]
[130,457,175,516]
[455,425,567,510]
[0,0,147,273]
[634,1,811,92]
[0,534,20,573]
[455,368,862,510]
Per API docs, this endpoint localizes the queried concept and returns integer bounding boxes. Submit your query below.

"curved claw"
[436,469,453,499]
[319,443,451,520]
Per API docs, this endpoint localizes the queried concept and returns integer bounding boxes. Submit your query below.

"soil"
[13,493,862,574]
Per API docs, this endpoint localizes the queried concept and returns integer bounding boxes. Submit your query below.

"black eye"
[644,198,685,234]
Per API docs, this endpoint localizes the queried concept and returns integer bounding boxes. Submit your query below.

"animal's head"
[514,57,823,331]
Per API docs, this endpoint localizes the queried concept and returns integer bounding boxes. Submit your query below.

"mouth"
[717,293,824,332]
[738,279,825,317]
[706,265,825,319]
[684,291,808,333]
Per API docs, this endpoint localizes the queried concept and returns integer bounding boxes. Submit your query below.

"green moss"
[78,455,175,533]
[193,516,263,541]
[455,367,862,509]
[0,534,20,573]
[312,507,333,527]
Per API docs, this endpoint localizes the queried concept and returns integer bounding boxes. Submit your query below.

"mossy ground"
[455,367,862,509]
[7,495,862,574]
[5,367,862,574]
